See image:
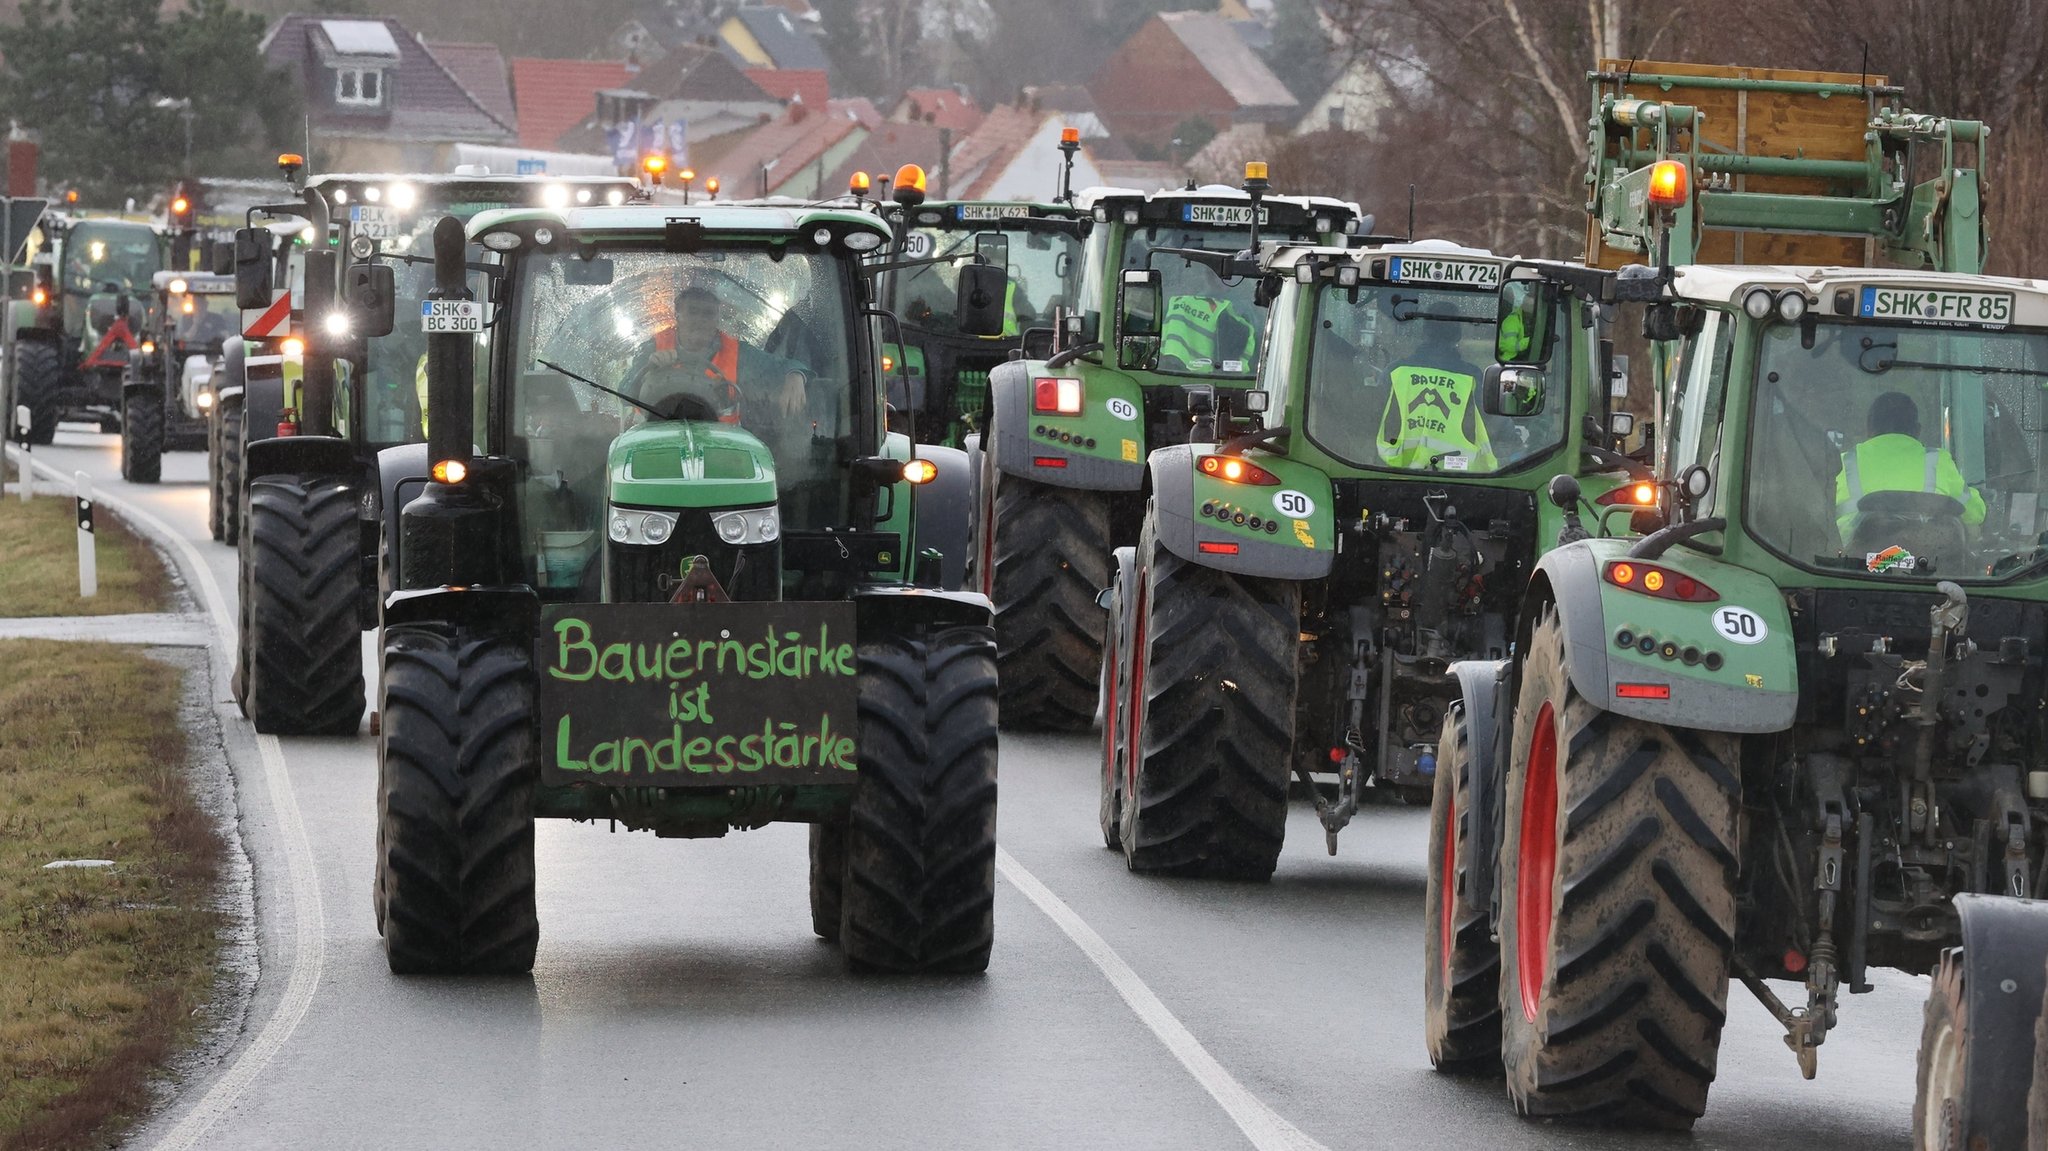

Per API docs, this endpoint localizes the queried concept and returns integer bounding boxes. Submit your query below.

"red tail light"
[1033,376,1083,415]
[1198,541,1240,555]
[1597,481,1658,507]
[1615,683,1671,700]
[1605,561,1715,602]
[1198,454,1280,486]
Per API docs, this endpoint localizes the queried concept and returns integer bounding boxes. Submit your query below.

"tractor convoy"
[35,53,2048,1143]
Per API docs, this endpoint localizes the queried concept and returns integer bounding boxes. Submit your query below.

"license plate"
[1859,286,2014,326]
[1389,257,1500,288]
[350,204,395,239]
[1182,204,1267,226]
[420,299,482,333]
[956,203,1028,221]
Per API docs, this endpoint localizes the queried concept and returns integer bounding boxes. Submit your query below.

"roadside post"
[14,404,28,501]
[74,470,94,597]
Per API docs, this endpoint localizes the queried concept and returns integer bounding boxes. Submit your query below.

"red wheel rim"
[1439,784,1457,980]
[1125,574,1148,795]
[1516,701,1558,1023]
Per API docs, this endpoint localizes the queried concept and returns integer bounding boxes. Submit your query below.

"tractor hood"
[606,420,778,511]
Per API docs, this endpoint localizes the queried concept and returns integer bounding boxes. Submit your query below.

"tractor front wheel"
[377,627,539,974]
[841,625,999,973]
[14,341,61,446]
[241,473,365,734]
[1496,607,1740,1129]
[1120,508,1297,879]
[809,822,846,943]
[1424,704,1502,1070]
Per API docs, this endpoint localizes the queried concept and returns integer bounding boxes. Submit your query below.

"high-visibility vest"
[1159,295,1254,372]
[651,329,742,421]
[1835,433,1985,538]
[1497,310,1529,361]
[1377,362,1497,471]
[1001,281,1020,339]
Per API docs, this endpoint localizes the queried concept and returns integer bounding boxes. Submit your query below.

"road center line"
[994,846,1330,1151]
[8,447,330,1150]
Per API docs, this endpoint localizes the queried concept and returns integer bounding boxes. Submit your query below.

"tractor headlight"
[608,507,681,546]
[711,507,779,545]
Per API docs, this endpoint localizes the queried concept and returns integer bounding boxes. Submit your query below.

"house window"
[336,67,384,107]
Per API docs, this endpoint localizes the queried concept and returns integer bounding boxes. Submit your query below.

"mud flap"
[1951,892,2048,1148]
[1447,658,1510,919]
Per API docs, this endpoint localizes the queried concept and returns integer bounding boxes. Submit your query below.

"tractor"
[119,270,235,483]
[1098,238,1641,878]
[871,161,1084,450]
[974,165,1360,729]
[361,200,1002,975]
[1425,61,2048,1142]
[221,161,638,735]
[11,212,163,443]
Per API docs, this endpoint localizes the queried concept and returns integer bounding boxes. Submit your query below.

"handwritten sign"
[537,602,860,787]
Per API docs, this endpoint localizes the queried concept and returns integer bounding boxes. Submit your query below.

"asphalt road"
[20,427,1927,1150]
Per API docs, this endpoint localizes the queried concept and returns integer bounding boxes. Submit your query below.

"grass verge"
[0,640,221,1151]
[0,492,169,617]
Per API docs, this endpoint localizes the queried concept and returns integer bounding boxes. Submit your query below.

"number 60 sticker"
[1713,606,1768,644]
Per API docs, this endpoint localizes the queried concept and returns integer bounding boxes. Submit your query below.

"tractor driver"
[175,293,235,350]
[1157,261,1257,375]
[627,284,808,427]
[1377,319,1497,472]
[1834,390,1986,542]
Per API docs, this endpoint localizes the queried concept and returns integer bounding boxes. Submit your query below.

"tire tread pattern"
[989,475,1110,731]
[243,473,365,734]
[1425,705,1504,1068]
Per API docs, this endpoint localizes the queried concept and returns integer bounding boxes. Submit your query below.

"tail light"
[1198,454,1280,486]
[1597,481,1658,507]
[1605,561,1716,602]
[1033,376,1082,415]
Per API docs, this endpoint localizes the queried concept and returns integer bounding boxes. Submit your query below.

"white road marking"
[8,447,329,1150]
[995,846,1330,1151]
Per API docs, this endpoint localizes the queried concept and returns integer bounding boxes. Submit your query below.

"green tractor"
[1097,239,1640,878]
[1426,62,2048,1138]
[11,213,164,443]
[119,271,236,483]
[362,200,1002,975]
[974,165,1360,729]
[221,164,637,735]
[872,165,1085,450]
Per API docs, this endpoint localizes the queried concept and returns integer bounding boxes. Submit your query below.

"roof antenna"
[1859,41,1869,93]
[1407,183,1415,241]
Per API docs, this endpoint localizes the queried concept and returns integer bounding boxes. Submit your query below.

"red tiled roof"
[744,67,828,111]
[892,88,983,134]
[948,105,1050,200]
[427,42,515,133]
[711,100,864,196]
[510,57,633,149]
[821,119,943,200]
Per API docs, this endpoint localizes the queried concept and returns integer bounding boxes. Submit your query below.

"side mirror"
[956,262,1008,338]
[1482,364,1546,418]
[1116,267,1161,371]
[170,232,193,274]
[233,228,273,310]
[345,261,396,338]
[209,242,234,277]
[1495,275,1557,366]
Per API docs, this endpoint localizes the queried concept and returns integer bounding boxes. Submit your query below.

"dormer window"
[336,66,384,107]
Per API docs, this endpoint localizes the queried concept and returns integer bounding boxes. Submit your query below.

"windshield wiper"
[534,358,664,419]
[1857,347,2048,379]
[1390,295,1491,324]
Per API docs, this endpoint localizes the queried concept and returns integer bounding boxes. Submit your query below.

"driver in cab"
[631,284,808,425]
[1834,390,1986,542]
[1378,323,1497,472]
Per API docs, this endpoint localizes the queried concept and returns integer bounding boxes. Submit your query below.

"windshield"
[63,223,161,294]
[1302,283,1567,475]
[889,223,1077,337]
[508,246,859,538]
[1746,319,2048,580]
[1127,224,1309,378]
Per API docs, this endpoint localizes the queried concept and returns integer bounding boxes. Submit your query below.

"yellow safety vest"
[1160,295,1254,372]
[1378,363,1497,471]
[1834,433,1986,539]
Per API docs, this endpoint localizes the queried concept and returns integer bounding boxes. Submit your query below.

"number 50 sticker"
[1713,607,1768,645]
[1274,489,1316,518]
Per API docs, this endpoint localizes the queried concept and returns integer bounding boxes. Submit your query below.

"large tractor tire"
[809,822,846,943]
[207,400,226,540]
[984,466,1110,731]
[1097,547,1137,852]
[120,388,164,484]
[1497,607,1740,1129]
[242,474,365,735]
[1424,704,1502,1070]
[1120,509,1297,879]
[14,340,62,445]
[1915,914,2048,1151]
[841,625,999,973]
[376,627,539,975]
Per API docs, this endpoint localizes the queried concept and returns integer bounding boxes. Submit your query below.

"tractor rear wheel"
[1424,704,1502,1070]
[985,466,1110,731]
[842,625,999,973]
[1497,607,1740,1129]
[1097,548,1136,851]
[14,341,61,445]
[121,388,163,484]
[377,626,539,974]
[1121,509,1297,879]
[809,822,846,942]
[242,474,365,734]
